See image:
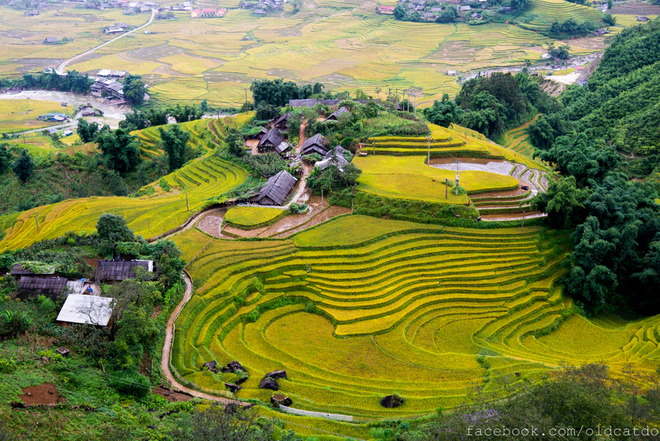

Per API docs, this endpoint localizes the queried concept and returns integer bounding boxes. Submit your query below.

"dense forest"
[525,19,660,317]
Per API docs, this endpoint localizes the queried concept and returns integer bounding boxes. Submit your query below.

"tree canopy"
[11,149,34,183]
[159,125,191,172]
[97,128,142,174]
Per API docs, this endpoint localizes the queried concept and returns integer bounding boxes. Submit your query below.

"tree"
[170,406,275,441]
[11,149,34,183]
[159,125,191,171]
[255,103,281,121]
[531,176,590,229]
[436,6,457,23]
[510,0,528,10]
[0,143,9,174]
[96,214,135,242]
[291,0,302,14]
[527,114,556,150]
[170,104,203,123]
[97,128,141,173]
[603,13,616,26]
[423,94,463,127]
[122,75,146,105]
[77,119,100,143]
[225,128,245,157]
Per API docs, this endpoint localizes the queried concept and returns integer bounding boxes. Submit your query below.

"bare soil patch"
[223,224,269,238]
[197,210,225,237]
[19,383,65,406]
[611,4,660,14]
[152,386,193,402]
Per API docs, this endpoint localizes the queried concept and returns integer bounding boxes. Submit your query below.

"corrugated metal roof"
[56,295,114,326]
[18,276,67,299]
[96,260,152,281]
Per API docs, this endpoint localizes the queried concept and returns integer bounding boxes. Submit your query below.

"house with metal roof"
[255,170,297,206]
[95,260,153,282]
[57,295,115,327]
[17,277,68,300]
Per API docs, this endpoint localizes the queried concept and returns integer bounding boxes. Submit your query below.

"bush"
[0,310,33,337]
[108,370,151,398]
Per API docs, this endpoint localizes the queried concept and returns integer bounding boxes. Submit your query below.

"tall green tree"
[0,142,9,174]
[122,75,146,106]
[96,213,135,242]
[77,119,100,143]
[225,128,245,157]
[530,176,590,229]
[423,94,463,127]
[159,125,191,171]
[97,128,141,173]
[11,149,34,183]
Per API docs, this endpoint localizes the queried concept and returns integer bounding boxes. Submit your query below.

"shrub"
[0,310,33,337]
[108,370,152,398]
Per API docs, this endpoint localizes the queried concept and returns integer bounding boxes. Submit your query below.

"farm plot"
[0,100,72,133]
[0,118,248,251]
[224,206,287,230]
[170,216,660,419]
[7,0,603,109]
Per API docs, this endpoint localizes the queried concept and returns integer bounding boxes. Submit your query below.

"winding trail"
[56,9,157,75]
[161,272,238,403]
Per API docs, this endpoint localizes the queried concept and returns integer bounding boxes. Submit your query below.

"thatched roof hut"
[17,277,68,300]
[301,134,329,156]
[256,170,297,206]
[257,128,285,152]
[95,260,153,282]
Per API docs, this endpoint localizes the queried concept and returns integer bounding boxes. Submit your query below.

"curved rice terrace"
[0,118,248,251]
[169,215,660,419]
[502,115,541,159]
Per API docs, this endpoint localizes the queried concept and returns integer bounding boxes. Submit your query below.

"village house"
[95,259,153,283]
[24,10,39,16]
[637,16,649,22]
[11,262,55,278]
[275,141,294,158]
[301,133,329,156]
[56,294,115,327]
[43,37,60,44]
[17,277,68,301]
[257,128,285,152]
[255,170,297,206]
[378,6,395,14]
[315,145,350,171]
[326,107,351,121]
[273,111,291,131]
[104,25,125,34]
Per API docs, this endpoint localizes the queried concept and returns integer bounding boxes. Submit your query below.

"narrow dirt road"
[161,272,238,403]
[56,9,157,75]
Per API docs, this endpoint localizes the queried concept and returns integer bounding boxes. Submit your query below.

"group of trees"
[528,19,660,316]
[122,74,147,106]
[548,18,601,37]
[96,128,142,174]
[10,70,92,94]
[424,72,559,139]
[119,103,205,131]
[251,79,324,107]
[0,143,35,184]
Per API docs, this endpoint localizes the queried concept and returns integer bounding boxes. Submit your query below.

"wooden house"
[301,133,329,156]
[257,128,285,152]
[255,170,297,206]
[273,112,291,131]
[326,107,351,121]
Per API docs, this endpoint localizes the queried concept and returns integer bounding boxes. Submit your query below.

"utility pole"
[445,178,448,199]
[321,189,324,207]
[34,212,39,231]
[427,136,432,165]
[185,191,189,211]
[388,88,391,116]
[455,160,461,196]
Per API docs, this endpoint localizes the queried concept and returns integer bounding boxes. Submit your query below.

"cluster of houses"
[396,0,488,21]
[9,259,153,328]
[191,8,226,18]
[37,113,70,122]
[240,0,284,16]
[90,70,130,101]
[247,107,354,206]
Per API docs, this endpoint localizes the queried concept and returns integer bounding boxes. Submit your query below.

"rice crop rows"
[0,118,248,251]
[169,216,660,419]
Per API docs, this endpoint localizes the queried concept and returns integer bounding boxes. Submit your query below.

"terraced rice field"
[170,215,660,419]
[367,123,543,170]
[224,206,287,230]
[0,118,247,251]
[523,0,605,31]
[502,116,540,159]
